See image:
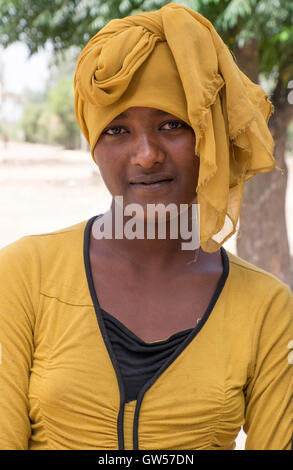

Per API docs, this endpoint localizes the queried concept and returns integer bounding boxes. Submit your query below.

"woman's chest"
[89,251,223,342]
[30,291,249,450]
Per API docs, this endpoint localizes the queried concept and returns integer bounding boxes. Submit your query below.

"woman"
[0,3,292,450]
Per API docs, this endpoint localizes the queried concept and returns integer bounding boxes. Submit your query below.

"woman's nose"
[130,133,165,168]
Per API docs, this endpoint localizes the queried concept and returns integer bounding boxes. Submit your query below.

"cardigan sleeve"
[0,237,39,450]
[243,282,293,450]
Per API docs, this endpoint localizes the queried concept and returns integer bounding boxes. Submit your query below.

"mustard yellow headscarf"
[74,2,275,252]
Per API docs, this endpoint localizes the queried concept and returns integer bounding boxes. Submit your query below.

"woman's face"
[93,106,199,214]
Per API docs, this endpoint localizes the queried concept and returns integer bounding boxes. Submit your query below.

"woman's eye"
[161,121,184,130]
[104,127,127,135]
[102,121,185,135]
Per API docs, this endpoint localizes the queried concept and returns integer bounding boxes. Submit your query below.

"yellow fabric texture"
[74,2,275,252]
[0,219,292,450]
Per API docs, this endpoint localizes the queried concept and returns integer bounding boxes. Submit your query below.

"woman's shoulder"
[0,218,90,260]
[0,218,95,321]
[0,218,92,309]
[224,248,292,298]
[224,250,293,344]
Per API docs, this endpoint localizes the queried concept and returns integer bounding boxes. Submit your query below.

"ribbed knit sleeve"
[0,237,40,450]
[243,282,293,450]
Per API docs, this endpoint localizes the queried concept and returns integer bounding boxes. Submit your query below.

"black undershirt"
[101,308,193,403]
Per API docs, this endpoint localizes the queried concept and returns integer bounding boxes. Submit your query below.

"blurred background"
[1,0,293,449]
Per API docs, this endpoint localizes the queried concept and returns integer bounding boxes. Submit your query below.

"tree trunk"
[234,41,292,286]
[235,38,259,83]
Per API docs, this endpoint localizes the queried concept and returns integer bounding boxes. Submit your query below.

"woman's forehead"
[111,107,180,120]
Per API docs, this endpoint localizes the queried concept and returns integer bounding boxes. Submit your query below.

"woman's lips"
[130,179,174,191]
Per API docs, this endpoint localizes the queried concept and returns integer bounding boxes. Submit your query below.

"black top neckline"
[100,307,194,346]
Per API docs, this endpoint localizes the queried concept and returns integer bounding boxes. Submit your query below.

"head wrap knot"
[74,2,275,252]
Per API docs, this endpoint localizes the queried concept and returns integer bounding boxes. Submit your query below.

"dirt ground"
[1,140,292,450]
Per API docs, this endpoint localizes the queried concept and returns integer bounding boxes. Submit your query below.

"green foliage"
[47,77,81,148]
[21,101,48,143]
[0,0,167,54]
[1,0,293,82]
[21,76,81,149]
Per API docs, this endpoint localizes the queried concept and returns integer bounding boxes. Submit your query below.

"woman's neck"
[91,200,201,270]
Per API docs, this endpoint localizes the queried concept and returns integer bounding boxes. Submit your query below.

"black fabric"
[101,308,193,403]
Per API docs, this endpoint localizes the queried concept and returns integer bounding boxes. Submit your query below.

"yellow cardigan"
[0,216,292,450]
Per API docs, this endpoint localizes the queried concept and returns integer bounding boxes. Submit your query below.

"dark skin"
[90,106,223,343]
